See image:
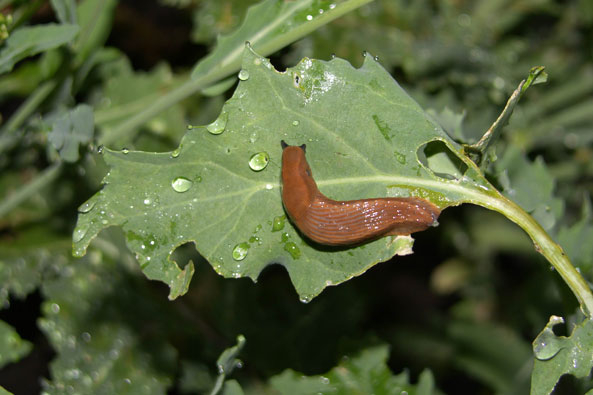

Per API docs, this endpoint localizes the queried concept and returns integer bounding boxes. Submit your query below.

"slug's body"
[280,142,440,246]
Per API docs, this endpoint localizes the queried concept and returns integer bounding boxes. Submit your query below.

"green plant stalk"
[0,79,57,135]
[474,191,593,316]
[208,373,225,395]
[319,172,593,316]
[0,162,62,218]
[99,0,374,145]
[99,74,217,146]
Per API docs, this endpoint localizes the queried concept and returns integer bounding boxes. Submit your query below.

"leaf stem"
[476,192,593,316]
[0,162,62,218]
[0,79,58,153]
[98,0,374,146]
[99,73,222,146]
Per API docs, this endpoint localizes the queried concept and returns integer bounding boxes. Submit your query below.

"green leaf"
[39,253,176,394]
[0,23,79,75]
[73,46,514,301]
[531,316,593,395]
[0,320,32,369]
[48,104,94,163]
[0,225,70,307]
[72,0,117,66]
[191,0,374,81]
[50,0,78,25]
[494,146,564,231]
[269,344,439,394]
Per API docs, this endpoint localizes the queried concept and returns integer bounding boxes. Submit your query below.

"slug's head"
[280,141,318,217]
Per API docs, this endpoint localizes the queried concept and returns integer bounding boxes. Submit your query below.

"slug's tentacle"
[280,142,440,246]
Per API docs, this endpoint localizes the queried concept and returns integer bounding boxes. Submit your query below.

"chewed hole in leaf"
[418,140,468,180]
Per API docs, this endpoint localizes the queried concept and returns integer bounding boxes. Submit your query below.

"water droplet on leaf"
[121,148,129,154]
[232,242,250,261]
[292,120,300,126]
[78,200,95,213]
[238,70,250,80]
[249,152,269,171]
[272,215,286,232]
[171,148,180,158]
[171,177,193,193]
[73,225,88,242]
[207,112,228,135]
[533,316,566,360]
[284,242,301,259]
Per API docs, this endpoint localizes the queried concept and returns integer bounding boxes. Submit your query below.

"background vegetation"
[1,0,592,393]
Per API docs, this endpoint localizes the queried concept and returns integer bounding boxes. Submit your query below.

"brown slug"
[280,141,440,246]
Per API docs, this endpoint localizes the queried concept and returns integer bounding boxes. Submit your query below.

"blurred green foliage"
[1,0,592,394]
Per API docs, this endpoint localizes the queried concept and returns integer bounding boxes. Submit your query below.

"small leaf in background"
[531,316,593,394]
[0,23,79,75]
[72,0,117,67]
[48,104,94,163]
[0,225,71,308]
[95,61,186,147]
[557,197,593,280]
[0,385,14,395]
[495,146,564,231]
[0,320,32,369]
[49,0,78,25]
[426,107,468,143]
[270,344,438,394]
[74,45,502,301]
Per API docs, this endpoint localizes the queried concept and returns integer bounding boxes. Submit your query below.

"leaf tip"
[167,261,195,300]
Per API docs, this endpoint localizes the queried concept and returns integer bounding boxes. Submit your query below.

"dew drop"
[533,316,565,361]
[232,242,250,261]
[265,183,273,190]
[73,225,88,243]
[271,215,286,232]
[207,112,228,135]
[171,148,180,158]
[97,145,104,154]
[143,198,152,205]
[329,3,336,9]
[121,148,129,154]
[249,152,269,171]
[299,295,312,303]
[51,303,60,313]
[196,176,203,183]
[78,200,95,213]
[292,120,300,126]
[171,177,193,193]
[238,70,250,80]
[306,14,313,21]
[284,242,301,259]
